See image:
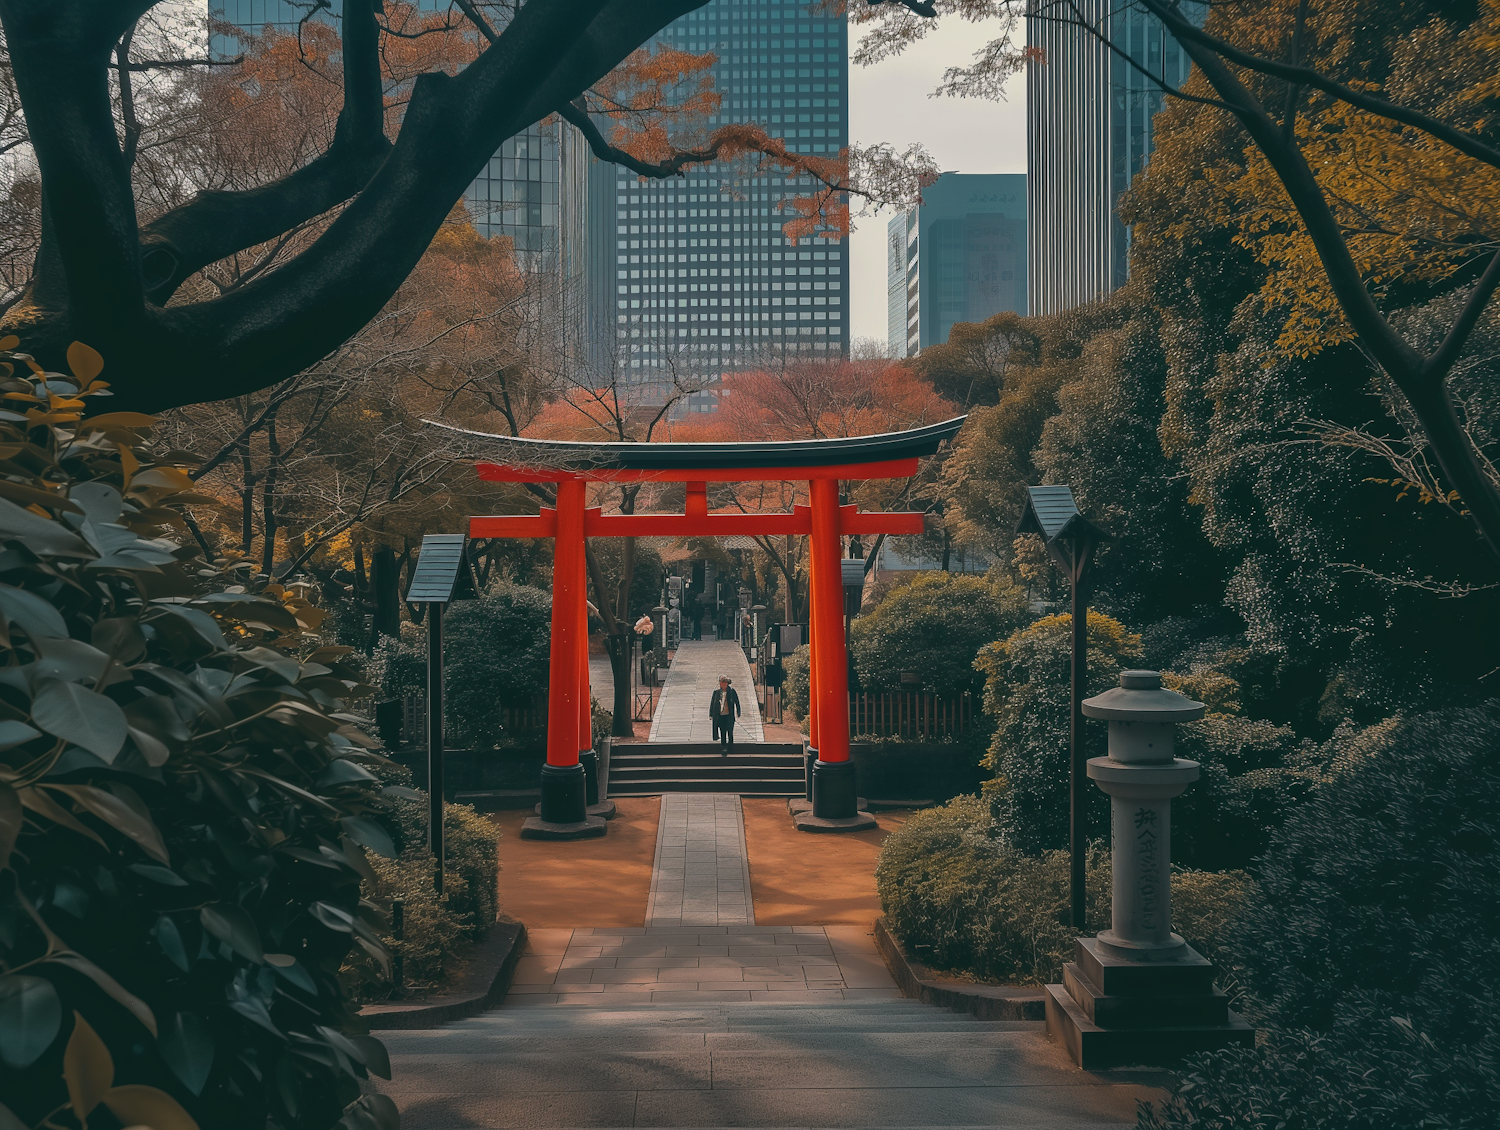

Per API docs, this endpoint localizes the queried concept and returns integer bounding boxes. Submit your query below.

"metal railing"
[848,691,974,741]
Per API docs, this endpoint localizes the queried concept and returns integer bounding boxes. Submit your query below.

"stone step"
[610,763,805,779]
[610,778,804,796]
[611,754,805,770]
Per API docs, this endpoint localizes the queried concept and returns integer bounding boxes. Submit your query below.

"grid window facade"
[601,0,852,397]
[1026,0,1201,316]
[886,173,1027,357]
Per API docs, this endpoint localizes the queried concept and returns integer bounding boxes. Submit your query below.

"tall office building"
[886,173,1026,359]
[586,0,851,406]
[1026,1,1201,315]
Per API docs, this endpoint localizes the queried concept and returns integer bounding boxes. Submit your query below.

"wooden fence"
[847,691,974,741]
[400,694,547,747]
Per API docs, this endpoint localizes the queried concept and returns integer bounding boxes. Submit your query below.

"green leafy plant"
[0,340,398,1130]
[440,585,550,749]
[1141,706,1500,1129]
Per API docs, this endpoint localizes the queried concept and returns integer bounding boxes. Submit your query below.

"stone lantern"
[1045,670,1254,1068]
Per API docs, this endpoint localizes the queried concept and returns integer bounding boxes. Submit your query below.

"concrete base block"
[536,800,617,820]
[519,815,608,840]
[787,797,867,815]
[1045,983,1253,1069]
[792,809,877,833]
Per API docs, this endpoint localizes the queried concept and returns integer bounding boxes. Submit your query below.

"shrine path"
[648,640,764,744]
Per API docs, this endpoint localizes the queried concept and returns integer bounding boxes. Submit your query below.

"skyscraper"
[1026,1,1201,315]
[587,0,851,407]
[886,173,1027,359]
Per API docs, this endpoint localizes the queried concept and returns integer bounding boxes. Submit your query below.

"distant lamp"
[1017,485,1110,930]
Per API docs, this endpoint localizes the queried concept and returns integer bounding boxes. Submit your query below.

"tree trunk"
[608,632,634,739]
[369,545,402,644]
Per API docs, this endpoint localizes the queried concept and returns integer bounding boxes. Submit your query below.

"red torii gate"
[458,417,966,839]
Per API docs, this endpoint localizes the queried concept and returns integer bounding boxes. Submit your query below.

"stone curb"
[360,919,527,1030]
[874,915,1046,1021]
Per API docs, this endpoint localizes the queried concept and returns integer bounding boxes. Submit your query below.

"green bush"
[343,787,499,1002]
[878,798,1255,987]
[1141,706,1500,1129]
[0,345,394,1130]
[877,797,1107,984]
[441,584,551,748]
[781,646,809,724]
[852,572,1029,696]
[977,610,1143,853]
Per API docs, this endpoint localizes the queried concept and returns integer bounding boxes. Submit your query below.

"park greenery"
[0,2,1496,1127]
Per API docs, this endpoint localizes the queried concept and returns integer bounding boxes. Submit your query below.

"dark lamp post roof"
[1082,670,1206,722]
[404,534,478,604]
[427,416,966,470]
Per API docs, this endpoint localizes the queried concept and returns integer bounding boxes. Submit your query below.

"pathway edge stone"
[361,919,528,1030]
[875,915,1046,1021]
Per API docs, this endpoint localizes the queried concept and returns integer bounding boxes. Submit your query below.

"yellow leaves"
[67,342,104,384]
[62,1013,200,1130]
[64,1013,113,1127]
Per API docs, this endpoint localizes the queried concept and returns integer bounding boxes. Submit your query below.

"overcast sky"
[845,16,1027,348]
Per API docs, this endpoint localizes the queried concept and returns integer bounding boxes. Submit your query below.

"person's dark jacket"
[709,687,741,721]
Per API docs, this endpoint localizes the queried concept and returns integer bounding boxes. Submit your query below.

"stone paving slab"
[648,640,764,743]
[505,924,899,1004]
[646,794,756,927]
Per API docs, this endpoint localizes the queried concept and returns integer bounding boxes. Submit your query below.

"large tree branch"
[137,0,391,304]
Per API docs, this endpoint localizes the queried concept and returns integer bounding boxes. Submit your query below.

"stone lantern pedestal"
[1045,670,1254,1068]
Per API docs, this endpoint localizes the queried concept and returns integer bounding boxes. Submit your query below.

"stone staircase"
[376,999,1158,1128]
[608,742,806,797]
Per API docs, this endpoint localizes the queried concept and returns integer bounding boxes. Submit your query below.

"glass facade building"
[886,173,1026,358]
[1026,1,1201,315]
[587,0,851,406]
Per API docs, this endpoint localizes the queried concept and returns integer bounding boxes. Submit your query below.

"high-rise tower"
[1026,1,1201,315]
[886,172,1026,359]
[587,0,851,408]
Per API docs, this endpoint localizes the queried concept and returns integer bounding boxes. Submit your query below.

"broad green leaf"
[0,720,42,751]
[0,974,61,1068]
[268,957,317,997]
[63,1012,114,1120]
[93,616,146,662]
[0,496,92,557]
[157,1012,214,1096]
[340,816,395,859]
[32,679,128,762]
[47,784,168,863]
[317,759,377,788]
[153,916,190,972]
[19,785,108,849]
[200,902,264,963]
[33,637,115,684]
[128,863,187,886]
[0,583,67,640]
[103,1085,200,1130]
[0,783,19,871]
[348,1035,391,1080]
[69,482,123,525]
[148,605,229,653]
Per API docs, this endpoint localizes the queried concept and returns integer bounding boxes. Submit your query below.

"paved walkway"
[648,640,764,744]
[646,794,754,927]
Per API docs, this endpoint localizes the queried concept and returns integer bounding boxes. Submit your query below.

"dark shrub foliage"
[852,572,1028,697]
[1142,707,1500,1129]
[0,344,395,1130]
[437,584,551,748]
[876,797,1253,986]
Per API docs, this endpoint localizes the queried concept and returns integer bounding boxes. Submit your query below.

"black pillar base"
[580,749,600,805]
[538,762,585,823]
[812,758,857,819]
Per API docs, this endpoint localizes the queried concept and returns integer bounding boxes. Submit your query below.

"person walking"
[709,675,740,754]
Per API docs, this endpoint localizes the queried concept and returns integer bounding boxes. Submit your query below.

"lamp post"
[1017,485,1109,930]
[1044,669,1254,1068]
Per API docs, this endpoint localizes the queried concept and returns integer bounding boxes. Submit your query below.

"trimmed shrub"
[343,789,499,1002]
[1141,706,1500,1129]
[878,798,1254,987]
[852,572,1029,697]
[441,584,551,748]
[977,610,1142,853]
[781,645,809,723]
